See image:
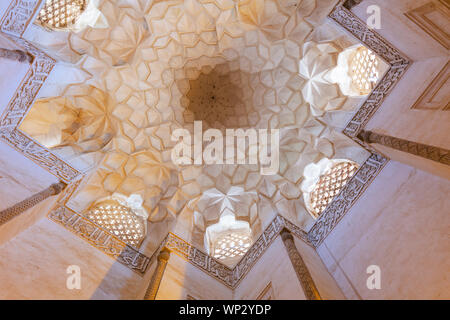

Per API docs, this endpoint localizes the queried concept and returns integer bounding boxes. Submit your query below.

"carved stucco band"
[44,148,385,285]
[307,152,388,247]
[359,130,450,165]
[143,248,171,300]
[0,0,81,183]
[329,4,410,139]
[161,215,312,289]
[0,34,80,183]
[51,145,387,286]
[0,0,41,37]
[281,229,321,300]
[47,205,151,275]
[0,47,33,62]
[0,181,66,226]
[118,245,151,276]
[0,0,405,284]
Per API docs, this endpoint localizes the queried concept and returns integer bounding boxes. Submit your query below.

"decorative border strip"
[0,0,41,37]
[307,152,388,247]
[160,214,312,289]
[45,151,386,283]
[0,33,81,182]
[0,0,81,183]
[165,233,234,287]
[48,205,125,257]
[0,1,410,285]
[48,205,151,276]
[232,215,286,286]
[329,4,410,139]
[118,245,151,276]
[296,3,411,246]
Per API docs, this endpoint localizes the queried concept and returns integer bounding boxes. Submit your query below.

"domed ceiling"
[18,0,385,250]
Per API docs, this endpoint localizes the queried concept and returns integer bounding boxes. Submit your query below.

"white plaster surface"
[294,237,345,300]
[352,0,449,154]
[0,195,57,247]
[352,0,448,61]
[0,218,142,299]
[156,252,233,300]
[0,140,58,210]
[318,161,450,299]
[234,237,305,300]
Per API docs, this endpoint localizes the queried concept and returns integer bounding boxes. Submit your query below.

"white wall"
[352,1,449,179]
[352,0,448,61]
[0,217,143,299]
[0,141,58,211]
[294,237,345,300]
[317,161,450,299]
[155,252,233,300]
[234,237,305,300]
[234,236,344,300]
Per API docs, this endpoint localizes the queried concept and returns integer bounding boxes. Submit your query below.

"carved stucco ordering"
[48,206,124,256]
[307,152,388,247]
[1,1,409,283]
[118,245,151,276]
[48,205,151,275]
[0,34,80,182]
[46,147,386,283]
[329,5,410,139]
[165,232,234,287]
[0,0,41,37]
[159,214,313,289]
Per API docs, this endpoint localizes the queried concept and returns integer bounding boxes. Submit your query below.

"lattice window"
[36,0,88,30]
[349,47,380,95]
[87,199,146,248]
[212,231,252,261]
[304,160,359,219]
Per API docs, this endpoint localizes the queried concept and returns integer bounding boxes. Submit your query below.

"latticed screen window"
[37,0,88,30]
[87,199,146,248]
[305,160,359,219]
[212,231,252,261]
[349,47,380,95]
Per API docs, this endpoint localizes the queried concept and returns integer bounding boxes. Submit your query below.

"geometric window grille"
[36,0,88,30]
[212,230,252,261]
[308,160,359,219]
[87,199,146,248]
[349,46,381,95]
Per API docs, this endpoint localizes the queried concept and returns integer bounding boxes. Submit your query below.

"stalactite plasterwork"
[0,1,410,282]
